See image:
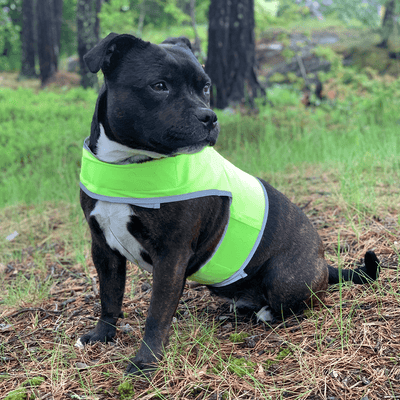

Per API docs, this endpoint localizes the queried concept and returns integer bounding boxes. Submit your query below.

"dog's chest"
[90,201,153,273]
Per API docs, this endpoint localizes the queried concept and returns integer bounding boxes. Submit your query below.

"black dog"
[78,33,380,375]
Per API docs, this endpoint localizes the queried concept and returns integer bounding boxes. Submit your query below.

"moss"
[269,72,287,83]
[22,377,45,387]
[276,347,292,360]
[118,381,135,399]
[346,46,392,74]
[4,388,27,400]
[227,358,256,378]
[229,332,249,343]
[264,347,292,370]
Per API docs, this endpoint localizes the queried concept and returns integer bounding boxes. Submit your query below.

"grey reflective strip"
[83,137,91,151]
[210,180,269,288]
[80,182,232,209]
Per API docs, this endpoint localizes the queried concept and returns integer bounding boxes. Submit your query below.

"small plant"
[276,347,291,360]
[264,347,292,370]
[212,357,256,378]
[4,388,27,400]
[23,377,45,387]
[229,332,249,343]
[228,358,256,378]
[118,381,135,400]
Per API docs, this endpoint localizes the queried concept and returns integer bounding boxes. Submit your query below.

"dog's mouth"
[176,128,219,155]
[208,132,218,146]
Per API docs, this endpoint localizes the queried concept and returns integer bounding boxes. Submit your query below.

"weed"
[118,381,135,399]
[229,332,249,343]
[264,347,292,369]
[213,357,257,378]
[227,358,257,378]
[22,377,45,387]
[4,388,27,400]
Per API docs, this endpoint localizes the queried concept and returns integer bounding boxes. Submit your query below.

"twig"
[296,53,309,83]
[9,307,62,319]
[50,286,84,295]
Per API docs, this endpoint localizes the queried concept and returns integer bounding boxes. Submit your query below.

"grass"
[0,87,98,207]
[0,67,399,398]
[1,77,399,211]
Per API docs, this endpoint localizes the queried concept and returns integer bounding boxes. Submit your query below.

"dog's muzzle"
[195,108,218,131]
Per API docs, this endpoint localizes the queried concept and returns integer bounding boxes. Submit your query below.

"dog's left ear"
[161,36,193,52]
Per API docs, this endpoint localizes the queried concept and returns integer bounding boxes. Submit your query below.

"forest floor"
[1,167,399,400]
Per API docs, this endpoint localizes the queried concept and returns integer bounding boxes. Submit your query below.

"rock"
[75,362,89,369]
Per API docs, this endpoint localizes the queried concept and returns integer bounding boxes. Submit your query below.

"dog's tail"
[328,250,380,285]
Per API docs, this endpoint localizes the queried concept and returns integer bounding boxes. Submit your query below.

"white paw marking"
[256,306,274,323]
[75,338,84,349]
[90,201,153,273]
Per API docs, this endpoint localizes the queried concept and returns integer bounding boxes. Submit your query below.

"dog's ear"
[161,36,193,52]
[84,33,148,74]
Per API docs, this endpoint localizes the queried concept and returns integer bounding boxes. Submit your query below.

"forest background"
[1,1,400,399]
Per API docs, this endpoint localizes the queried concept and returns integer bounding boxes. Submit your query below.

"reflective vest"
[80,138,269,287]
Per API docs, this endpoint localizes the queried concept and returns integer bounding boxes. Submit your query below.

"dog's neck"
[94,124,165,164]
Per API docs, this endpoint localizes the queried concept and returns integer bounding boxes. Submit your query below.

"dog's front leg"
[126,250,190,375]
[80,237,126,344]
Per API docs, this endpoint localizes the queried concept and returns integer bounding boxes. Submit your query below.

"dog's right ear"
[161,36,192,50]
[84,33,148,75]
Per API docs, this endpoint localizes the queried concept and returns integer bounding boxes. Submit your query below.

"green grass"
[0,87,97,207]
[218,84,399,215]
[1,82,399,213]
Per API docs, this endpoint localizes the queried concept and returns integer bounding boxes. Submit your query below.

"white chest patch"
[90,201,153,273]
[96,124,165,164]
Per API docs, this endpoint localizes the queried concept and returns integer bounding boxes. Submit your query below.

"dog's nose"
[195,108,218,131]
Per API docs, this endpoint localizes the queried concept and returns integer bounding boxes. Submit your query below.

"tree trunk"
[77,0,102,89]
[137,0,146,36]
[37,0,58,85]
[189,0,201,56]
[205,0,265,109]
[377,0,396,48]
[21,0,36,78]
[53,0,63,68]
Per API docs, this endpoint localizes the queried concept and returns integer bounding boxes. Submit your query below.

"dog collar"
[80,138,269,287]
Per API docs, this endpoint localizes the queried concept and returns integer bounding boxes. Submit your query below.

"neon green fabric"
[80,142,267,286]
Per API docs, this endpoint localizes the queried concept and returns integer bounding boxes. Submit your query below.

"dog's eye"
[203,84,210,95]
[151,82,168,92]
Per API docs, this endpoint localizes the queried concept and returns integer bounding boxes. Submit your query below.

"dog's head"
[84,33,219,157]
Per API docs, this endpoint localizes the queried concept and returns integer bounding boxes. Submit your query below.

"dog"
[78,33,380,375]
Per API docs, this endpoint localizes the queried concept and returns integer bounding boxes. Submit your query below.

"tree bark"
[137,0,146,36]
[377,0,396,48]
[205,0,265,109]
[77,0,102,89]
[21,0,36,78]
[37,0,58,85]
[189,0,201,56]
[53,0,63,67]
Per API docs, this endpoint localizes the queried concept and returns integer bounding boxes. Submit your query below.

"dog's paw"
[125,359,157,376]
[256,306,275,323]
[75,338,85,349]
[78,322,117,345]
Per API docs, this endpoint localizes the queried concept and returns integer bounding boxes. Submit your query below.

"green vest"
[80,138,268,287]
